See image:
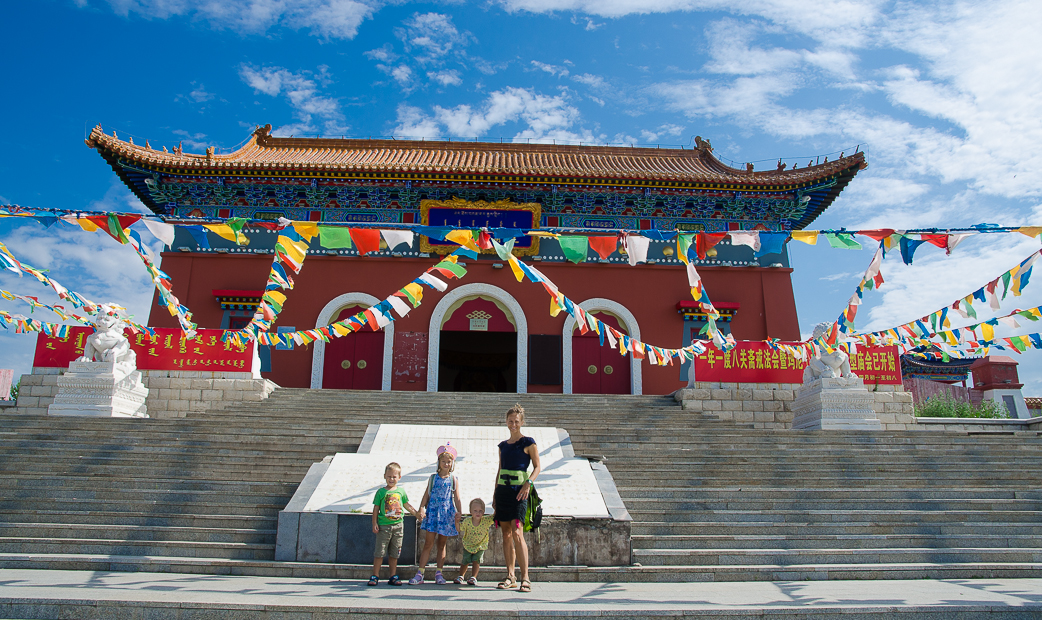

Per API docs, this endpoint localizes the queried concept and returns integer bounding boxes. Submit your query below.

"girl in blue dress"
[409,444,463,585]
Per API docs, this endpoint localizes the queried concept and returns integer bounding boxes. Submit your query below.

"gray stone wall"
[676,382,916,430]
[10,367,276,418]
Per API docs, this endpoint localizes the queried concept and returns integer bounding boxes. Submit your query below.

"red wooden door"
[322,306,384,390]
[572,312,630,394]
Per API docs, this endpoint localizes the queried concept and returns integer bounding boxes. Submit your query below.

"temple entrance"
[438,297,517,392]
[322,306,383,390]
[572,311,630,394]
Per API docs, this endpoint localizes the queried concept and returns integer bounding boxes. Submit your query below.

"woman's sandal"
[519,579,532,593]
[497,575,517,589]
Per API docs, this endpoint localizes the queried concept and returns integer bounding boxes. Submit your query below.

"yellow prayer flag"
[204,224,248,245]
[292,222,320,241]
[331,323,351,337]
[527,231,559,238]
[790,231,818,245]
[1017,226,1042,238]
[77,218,100,232]
[549,295,563,317]
[981,322,994,341]
[508,256,525,282]
[403,282,424,304]
[445,229,479,251]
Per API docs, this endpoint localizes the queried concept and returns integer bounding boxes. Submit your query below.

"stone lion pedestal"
[48,360,149,418]
[792,376,880,430]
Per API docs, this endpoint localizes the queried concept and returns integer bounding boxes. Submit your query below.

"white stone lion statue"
[78,310,137,369]
[802,322,856,383]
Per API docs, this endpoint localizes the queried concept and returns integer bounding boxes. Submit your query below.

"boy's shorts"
[374,522,404,558]
[462,549,485,565]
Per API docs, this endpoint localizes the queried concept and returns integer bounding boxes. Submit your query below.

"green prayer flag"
[678,234,694,262]
[558,235,589,264]
[318,226,353,249]
[824,233,862,250]
[107,214,130,245]
[1001,271,1012,299]
[492,237,515,260]
[434,260,467,278]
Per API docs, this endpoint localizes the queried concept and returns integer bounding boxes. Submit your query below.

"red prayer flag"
[350,228,382,255]
[857,229,896,242]
[920,234,949,250]
[477,230,493,250]
[588,236,618,260]
[695,233,727,260]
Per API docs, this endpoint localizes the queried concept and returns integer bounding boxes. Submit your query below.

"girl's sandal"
[497,576,517,589]
[519,579,532,593]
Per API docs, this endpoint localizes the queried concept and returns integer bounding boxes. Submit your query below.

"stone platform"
[46,360,148,418]
[276,424,629,567]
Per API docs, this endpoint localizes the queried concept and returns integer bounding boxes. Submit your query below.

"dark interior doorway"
[438,331,517,392]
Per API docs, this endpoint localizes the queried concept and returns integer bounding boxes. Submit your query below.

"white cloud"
[96,0,379,39]
[428,70,463,87]
[639,123,685,143]
[239,65,348,136]
[392,87,601,143]
[819,272,855,282]
[171,130,209,152]
[390,65,414,86]
[531,60,569,78]
[395,12,472,64]
[572,73,606,88]
[364,44,398,62]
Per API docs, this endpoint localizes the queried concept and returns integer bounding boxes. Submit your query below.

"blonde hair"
[438,451,456,473]
[506,403,525,423]
[469,497,486,511]
[385,462,402,475]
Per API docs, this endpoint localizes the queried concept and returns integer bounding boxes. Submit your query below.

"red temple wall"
[150,253,801,395]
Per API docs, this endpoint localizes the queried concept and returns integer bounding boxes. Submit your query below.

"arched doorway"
[322,306,384,390]
[427,283,528,393]
[311,293,394,390]
[563,298,642,395]
[571,311,630,394]
[439,297,517,392]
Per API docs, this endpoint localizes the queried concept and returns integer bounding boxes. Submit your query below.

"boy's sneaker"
[388,575,403,586]
[467,577,478,586]
[408,572,424,585]
[435,571,447,585]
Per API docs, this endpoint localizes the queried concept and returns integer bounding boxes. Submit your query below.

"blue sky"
[3,0,1042,394]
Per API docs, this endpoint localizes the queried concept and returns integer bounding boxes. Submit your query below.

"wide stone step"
[0,523,275,544]
[618,488,1042,500]
[632,521,1042,537]
[630,533,1042,550]
[626,509,1042,523]
[0,498,285,516]
[0,510,275,530]
[621,498,1042,511]
[2,553,1041,582]
[0,537,273,560]
[0,487,294,504]
[631,547,1042,566]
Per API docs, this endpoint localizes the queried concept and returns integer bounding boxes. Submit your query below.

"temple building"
[86,124,866,395]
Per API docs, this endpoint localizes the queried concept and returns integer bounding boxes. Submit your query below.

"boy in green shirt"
[370,462,422,586]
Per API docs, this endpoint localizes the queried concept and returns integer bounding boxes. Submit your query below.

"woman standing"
[492,404,541,593]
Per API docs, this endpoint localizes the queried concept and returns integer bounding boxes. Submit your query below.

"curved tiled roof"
[86,124,865,185]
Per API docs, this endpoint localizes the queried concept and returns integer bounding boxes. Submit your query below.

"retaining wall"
[675,382,916,430]
[10,367,276,418]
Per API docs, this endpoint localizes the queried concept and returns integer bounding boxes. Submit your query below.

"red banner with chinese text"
[694,343,901,384]
[33,327,255,372]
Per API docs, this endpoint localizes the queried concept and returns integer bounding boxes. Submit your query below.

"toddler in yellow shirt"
[454,498,495,585]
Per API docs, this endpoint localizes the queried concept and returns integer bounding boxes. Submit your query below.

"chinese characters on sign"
[694,343,901,385]
[34,327,254,372]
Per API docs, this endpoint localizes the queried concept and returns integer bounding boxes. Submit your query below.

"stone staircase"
[1,388,1040,582]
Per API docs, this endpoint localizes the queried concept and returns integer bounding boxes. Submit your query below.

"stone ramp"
[2,569,1042,619]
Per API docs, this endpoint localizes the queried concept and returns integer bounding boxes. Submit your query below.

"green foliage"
[914,394,1011,419]
[8,380,18,402]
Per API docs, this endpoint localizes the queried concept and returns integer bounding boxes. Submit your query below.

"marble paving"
[302,424,609,519]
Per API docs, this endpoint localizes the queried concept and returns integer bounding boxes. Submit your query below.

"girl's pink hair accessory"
[437,443,458,459]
